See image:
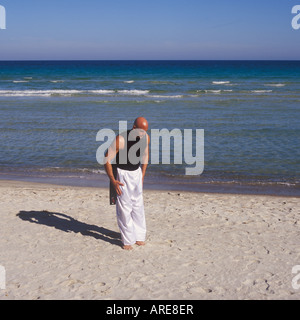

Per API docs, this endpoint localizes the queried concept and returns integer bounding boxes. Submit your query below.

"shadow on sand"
[17,210,122,247]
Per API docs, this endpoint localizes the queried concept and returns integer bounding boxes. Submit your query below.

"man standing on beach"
[104,117,150,250]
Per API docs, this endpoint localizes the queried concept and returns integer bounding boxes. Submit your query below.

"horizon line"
[0,59,300,62]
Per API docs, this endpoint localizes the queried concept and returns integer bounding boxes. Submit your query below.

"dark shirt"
[115,129,145,171]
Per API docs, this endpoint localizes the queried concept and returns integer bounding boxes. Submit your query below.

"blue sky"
[0,0,299,60]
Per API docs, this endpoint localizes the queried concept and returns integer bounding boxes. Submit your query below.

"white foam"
[151,94,183,99]
[251,90,273,93]
[212,81,231,85]
[205,90,221,94]
[0,89,81,97]
[0,90,52,97]
[117,90,150,95]
[77,168,106,174]
[0,89,117,97]
[87,90,115,94]
[264,83,285,87]
[0,88,152,97]
[49,90,82,95]
[198,89,233,94]
[50,80,65,83]
[124,80,135,83]
[13,81,29,83]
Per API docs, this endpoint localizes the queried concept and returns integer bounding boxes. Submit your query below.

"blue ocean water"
[0,61,299,195]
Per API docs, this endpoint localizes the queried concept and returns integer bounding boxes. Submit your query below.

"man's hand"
[112,179,124,196]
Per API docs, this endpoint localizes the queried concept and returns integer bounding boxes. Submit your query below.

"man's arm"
[104,135,124,196]
[141,134,150,184]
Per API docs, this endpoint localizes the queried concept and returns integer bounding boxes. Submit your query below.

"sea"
[0,60,299,196]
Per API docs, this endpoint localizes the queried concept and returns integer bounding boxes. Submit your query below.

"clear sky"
[0,0,299,60]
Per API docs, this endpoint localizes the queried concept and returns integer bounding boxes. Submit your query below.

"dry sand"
[0,179,299,300]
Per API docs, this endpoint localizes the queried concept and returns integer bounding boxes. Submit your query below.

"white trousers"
[116,167,146,246]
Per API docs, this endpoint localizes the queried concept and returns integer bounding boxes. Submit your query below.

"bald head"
[133,117,149,131]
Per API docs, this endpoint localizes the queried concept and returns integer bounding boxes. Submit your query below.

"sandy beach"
[0,179,299,300]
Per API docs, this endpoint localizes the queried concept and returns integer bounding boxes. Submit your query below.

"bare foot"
[135,241,146,246]
[123,245,133,250]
